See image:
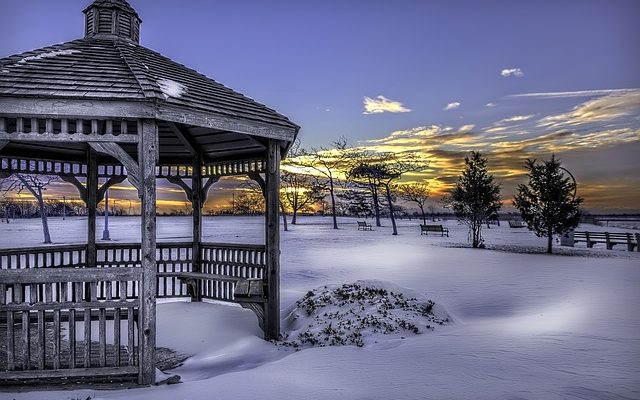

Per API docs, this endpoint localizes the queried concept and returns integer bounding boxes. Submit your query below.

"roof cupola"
[83,0,141,43]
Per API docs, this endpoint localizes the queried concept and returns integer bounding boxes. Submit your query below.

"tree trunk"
[36,194,52,244]
[547,227,553,254]
[471,220,480,248]
[419,206,426,225]
[280,201,288,231]
[372,184,381,227]
[385,184,398,235]
[292,195,298,224]
[329,179,338,229]
[16,176,52,244]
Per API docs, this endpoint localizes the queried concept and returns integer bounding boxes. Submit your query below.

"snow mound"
[281,280,450,348]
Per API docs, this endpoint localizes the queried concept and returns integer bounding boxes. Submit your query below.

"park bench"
[574,231,639,252]
[158,271,264,300]
[159,270,267,329]
[357,221,372,231]
[509,220,526,228]
[420,224,449,237]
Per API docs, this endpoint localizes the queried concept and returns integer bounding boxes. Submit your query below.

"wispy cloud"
[498,115,535,124]
[484,126,508,134]
[537,91,640,129]
[501,68,524,78]
[511,88,639,99]
[363,95,411,114]
[458,124,475,133]
[485,102,496,107]
[444,101,460,111]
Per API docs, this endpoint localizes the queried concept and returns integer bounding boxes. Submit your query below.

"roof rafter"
[166,122,199,156]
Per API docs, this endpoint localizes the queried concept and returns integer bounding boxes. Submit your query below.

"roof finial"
[83,0,142,43]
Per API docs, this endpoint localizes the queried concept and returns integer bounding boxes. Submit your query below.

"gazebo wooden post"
[85,146,98,302]
[265,139,281,340]
[86,146,98,270]
[191,154,203,301]
[138,119,158,385]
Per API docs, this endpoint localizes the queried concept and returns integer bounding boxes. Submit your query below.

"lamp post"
[102,189,110,240]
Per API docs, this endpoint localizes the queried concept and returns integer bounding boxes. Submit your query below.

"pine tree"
[513,155,583,254]
[444,152,501,248]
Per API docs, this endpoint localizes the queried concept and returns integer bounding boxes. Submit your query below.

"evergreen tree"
[513,155,583,254]
[443,152,501,248]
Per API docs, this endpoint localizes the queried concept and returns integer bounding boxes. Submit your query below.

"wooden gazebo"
[0,0,298,385]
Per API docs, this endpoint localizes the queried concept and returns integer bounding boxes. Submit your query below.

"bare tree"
[281,171,323,224]
[245,175,290,231]
[351,153,426,235]
[0,174,59,243]
[398,181,430,224]
[346,152,383,227]
[291,137,355,229]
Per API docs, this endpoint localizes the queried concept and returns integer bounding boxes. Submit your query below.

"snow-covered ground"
[1,216,639,400]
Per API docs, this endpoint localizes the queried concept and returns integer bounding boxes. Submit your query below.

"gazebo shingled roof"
[0,0,292,386]
[0,40,298,130]
[0,0,298,164]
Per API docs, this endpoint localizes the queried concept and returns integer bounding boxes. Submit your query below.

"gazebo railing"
[0,245,87,271]
[0,267,141,381]
[0,241,266,382]
[200,242,266,301]
[0,242,266,302]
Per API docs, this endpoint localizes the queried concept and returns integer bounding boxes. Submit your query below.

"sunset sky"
[1,0,639,212]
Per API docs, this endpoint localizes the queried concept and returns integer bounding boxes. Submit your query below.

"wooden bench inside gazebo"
[0,0,298,386]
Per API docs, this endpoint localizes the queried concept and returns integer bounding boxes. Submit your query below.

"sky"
[1,0,639,212]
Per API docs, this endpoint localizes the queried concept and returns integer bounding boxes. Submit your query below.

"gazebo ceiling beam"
[60,173,126,204]
[0,97,297,144]
[202,176,219,204]
[59,174,87,203]
[158,105,297,143]
[166,122,199,156]
[165,175,220,204]
[0,140,8,152]
[88,142,141,194]
[97,176,127,203]
[0,97,155,120]
[247,172,266,196]
[0,132,138,143]
[166,176,193,203]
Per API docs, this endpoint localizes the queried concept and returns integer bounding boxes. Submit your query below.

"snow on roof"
[157,78,187,99]
[16,49,81,65]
